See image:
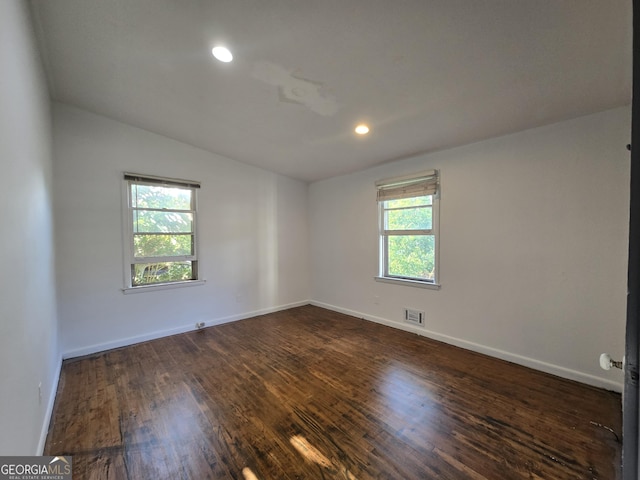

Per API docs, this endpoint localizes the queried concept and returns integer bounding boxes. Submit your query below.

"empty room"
[1,0,636,478]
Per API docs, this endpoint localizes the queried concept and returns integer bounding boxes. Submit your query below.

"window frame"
[375,170,440,289]
[121,173,205,293]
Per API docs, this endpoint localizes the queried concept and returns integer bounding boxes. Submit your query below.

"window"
[376,170,439,287]
[123,173,200,290]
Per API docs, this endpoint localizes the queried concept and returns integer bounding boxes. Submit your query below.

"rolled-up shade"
[376,169,438,201]
[124,172,200,189]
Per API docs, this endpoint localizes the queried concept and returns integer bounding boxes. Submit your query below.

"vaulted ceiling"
[30,0,632,182]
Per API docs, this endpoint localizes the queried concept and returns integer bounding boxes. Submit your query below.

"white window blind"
[124,173,201,189]
[375,169,438,202]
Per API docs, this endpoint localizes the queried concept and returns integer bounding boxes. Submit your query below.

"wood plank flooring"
[45,305,622,479]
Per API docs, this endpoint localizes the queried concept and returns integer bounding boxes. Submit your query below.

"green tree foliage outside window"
[130,183,197,285]
[383,196,435,281]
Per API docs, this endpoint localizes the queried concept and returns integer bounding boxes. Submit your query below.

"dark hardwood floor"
[45,305,621,479]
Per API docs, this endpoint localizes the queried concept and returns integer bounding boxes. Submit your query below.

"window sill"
[122,279,206,295]
[374,276,441,290]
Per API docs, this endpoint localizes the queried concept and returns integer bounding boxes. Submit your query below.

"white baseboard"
[37,354,63,455]
[43,299,621,454]
[311,301,623,393]
[59,298,624,391]
[62,300,310,360]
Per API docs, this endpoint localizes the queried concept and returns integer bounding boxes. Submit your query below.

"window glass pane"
[133,210,193,233]
[387,235,435,281]
[130,184,192,210]
[133,234,193,257]
[385,205,432,230]
[132,261,195,286]
[385,195,432,209]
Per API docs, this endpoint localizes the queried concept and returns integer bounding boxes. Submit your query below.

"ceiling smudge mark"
[252,61,339,116]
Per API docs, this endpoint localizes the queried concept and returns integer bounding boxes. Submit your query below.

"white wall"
[0,0,60,454]
[310,107,630,391]
[1,0,629,457]
[53,103,310,357]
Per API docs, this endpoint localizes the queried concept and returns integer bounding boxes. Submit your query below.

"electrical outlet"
[373,295,380,305]
[38,382,42,405]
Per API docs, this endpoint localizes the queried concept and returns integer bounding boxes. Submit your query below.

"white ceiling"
[30,0,632,183]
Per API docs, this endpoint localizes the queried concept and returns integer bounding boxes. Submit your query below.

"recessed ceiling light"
[355,124,370,135]
[212,46,233,63]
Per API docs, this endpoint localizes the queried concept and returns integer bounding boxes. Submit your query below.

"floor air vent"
[404,308,424,326]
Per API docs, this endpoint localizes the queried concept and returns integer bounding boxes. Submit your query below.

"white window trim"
[376,170,440,288]
[121,173,204,293]
[374,276,440,289]
[122,279,206,295]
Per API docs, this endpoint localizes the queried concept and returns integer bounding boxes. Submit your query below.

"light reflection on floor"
[290,434,334,469]
[290,434,358,480]
[242,466,259,480]
[377,362,436,438]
